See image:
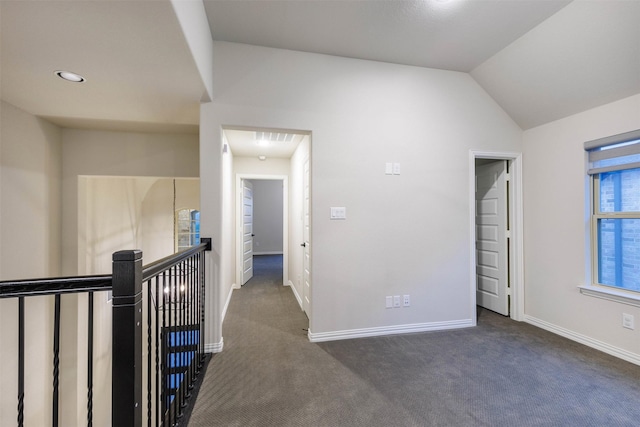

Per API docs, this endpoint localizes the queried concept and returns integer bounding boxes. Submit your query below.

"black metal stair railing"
[0,237,211,427]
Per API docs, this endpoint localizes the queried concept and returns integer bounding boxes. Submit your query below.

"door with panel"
[302,158,311,316]
[475,160,509,316]
[242,179,254,285]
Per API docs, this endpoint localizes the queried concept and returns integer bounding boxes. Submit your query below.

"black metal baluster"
[188,256,196,386]
[169,267,175,426]
[185,259,192,395]
[200,251,206,366]
[161,271,168,427]
[181,260,190,403]
[18,297,25,427]
[176,264,184,419]
[53,294,61,427]
[87,292,94,427]
[147,279,152,427]
[191,255,197,382]
[154,277,160,427]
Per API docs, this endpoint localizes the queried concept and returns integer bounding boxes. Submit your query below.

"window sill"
[579,285,640,308]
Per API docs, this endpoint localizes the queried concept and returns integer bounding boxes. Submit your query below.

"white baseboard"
[253,251,283,256]
[524,315,640,366]
[287,279,303,310]
[205,339,224,354]
[308,319,474,343]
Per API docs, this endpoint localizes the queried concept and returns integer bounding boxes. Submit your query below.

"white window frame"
[580,129,640,307]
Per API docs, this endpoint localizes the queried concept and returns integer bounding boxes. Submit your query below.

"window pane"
[597,218,640,291]
[599,168,640,212]
[592,153,640,170]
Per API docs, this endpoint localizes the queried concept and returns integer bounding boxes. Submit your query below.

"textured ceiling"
[204,0,572,72]
[1,0,638,137]
[0,0,205,133]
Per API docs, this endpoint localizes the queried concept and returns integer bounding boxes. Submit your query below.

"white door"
[475,160,509,315]
[302,159,311,316]
[242,180,254,285]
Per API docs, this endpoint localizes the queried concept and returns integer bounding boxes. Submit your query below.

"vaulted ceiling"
[1,0,639,134]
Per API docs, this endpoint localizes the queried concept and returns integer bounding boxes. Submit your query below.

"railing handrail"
[0,274,112,299]
[0,238,211,300]
[142,239,210,281]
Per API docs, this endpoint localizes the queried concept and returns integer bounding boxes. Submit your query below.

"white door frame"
[235,173,289,289]
[469,150,524,323]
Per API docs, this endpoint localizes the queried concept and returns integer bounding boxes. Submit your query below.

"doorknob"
[300,242,306,247]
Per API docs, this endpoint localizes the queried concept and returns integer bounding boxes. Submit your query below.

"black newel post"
[112,250,143,427]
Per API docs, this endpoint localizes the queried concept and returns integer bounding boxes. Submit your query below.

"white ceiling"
[0,0,205,134]
[1,0,639,149]
[205,0,572,73]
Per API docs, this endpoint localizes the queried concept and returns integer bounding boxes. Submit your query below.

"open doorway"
[239,178,285,285]
[224,127,311,317]
[470,151,524,323]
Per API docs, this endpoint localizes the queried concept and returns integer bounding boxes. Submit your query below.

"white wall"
[0,101,62,427]
[62,128,199,275]
[0,101,62,279]
[522,93,640,363]
[252,180,283,255]
[200,42,522,346]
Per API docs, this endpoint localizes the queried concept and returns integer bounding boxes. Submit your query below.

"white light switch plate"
[330,207,346,220]
[385,163,393,175]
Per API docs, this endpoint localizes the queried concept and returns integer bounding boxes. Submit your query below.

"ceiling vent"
[255,131,295,143]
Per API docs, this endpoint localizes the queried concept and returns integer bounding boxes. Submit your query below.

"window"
[586,129,640,293]
[176,209,200,252]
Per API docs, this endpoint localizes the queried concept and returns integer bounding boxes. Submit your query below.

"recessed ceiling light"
[55,70,85,83]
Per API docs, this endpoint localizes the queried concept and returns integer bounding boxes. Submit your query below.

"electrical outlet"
[385,296,393,309]
[623,313,635,330]
[393,295,401,308]
[403,295,410,307]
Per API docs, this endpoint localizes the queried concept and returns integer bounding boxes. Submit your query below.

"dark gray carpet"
[189,255,640,426]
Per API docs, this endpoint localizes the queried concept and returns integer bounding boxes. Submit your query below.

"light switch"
[393,163,401,175]
[330,207,346,220]
[385,163,393,175]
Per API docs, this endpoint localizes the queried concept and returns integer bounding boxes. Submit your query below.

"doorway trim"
[235,173,289,289]
[469,150,524,323]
